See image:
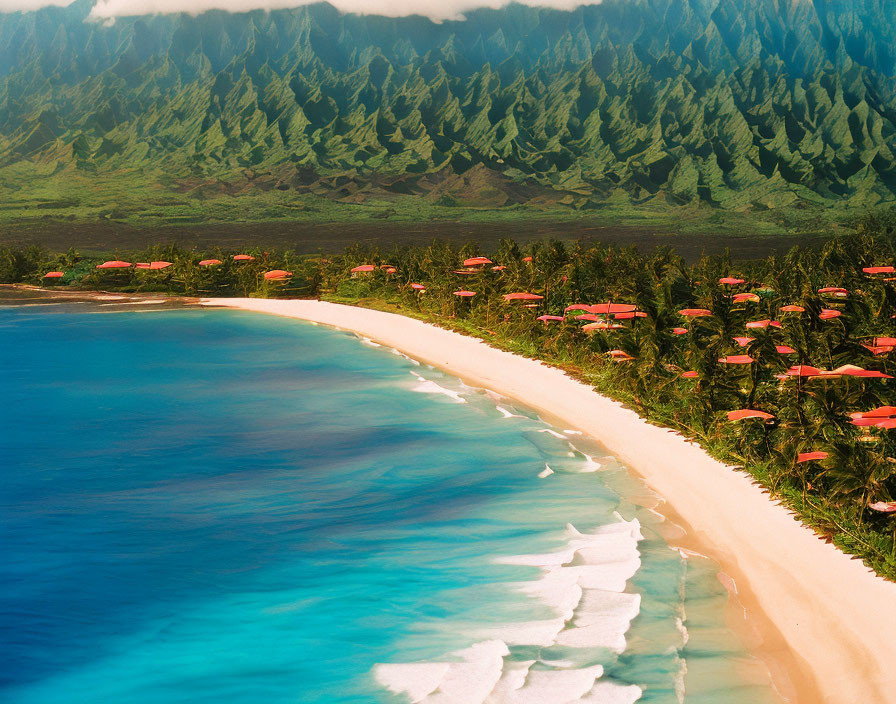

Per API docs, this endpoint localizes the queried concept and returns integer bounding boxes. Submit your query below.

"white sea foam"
[496,405,524,419]
[375,516,645,702]
[504,664,604,703]
[392,347,421,365]
[359,335,381,347]
[538,465,554,478]
[376,641,509,703]
[410,372,466,403]
[577,680,644,703]
[563,430,583,435]
[537,428,567,439]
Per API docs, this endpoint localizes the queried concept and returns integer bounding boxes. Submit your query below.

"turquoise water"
[0,305,779,703]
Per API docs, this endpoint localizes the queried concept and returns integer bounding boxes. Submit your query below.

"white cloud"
[1,0,601,22]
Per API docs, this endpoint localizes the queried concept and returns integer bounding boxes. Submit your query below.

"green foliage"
[3,0,896,222]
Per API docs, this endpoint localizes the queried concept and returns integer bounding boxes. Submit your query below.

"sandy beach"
[202,297,896,703]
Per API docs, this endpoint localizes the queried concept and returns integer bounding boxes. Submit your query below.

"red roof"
[746,319,782,329]
[589,303,637,315]
[862,344,893,355]
[263,269,292,280]
[679,308,712,317]
[233,254,255,261]
[606,349,634,360]
[819,309,841,319]
[863,266,896,275]
[732,293,760,303]
[797,451,828,463]
[491,265,506,271]
[613,311,647,319]
[97,260,132,269]
[826,365,892,379]
[575,314,601,321]
[733,336,755,347]
[672,327,689,335]
[503,292,544,301]
[149,261,172,270]
[410,283,426,291]
[779,305,805,313]
[351,264,375,273]
[384,267,397,274]
[775,345,796,354]
[851,405,896,419]
[463,257,492,266]
[453,290,476,297]
[536,315,564,322]
[727,409,775,420]
[198,259,222,266]
[874,337,896,346]
[522,256,533,262]
[43,271,64,278]
[565,304,593,313]
[719,277,746,285]
[869,501,896,512]
[785,365,824,377]
[718,355,754,364]
[818,287,848,295]
[681,371,699,378]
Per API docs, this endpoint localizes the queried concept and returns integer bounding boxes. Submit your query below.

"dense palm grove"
[6,230,896,578]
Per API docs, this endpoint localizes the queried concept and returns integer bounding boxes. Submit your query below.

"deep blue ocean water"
[0,305,779,703]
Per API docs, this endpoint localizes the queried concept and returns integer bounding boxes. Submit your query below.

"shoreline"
[201,297,896,703]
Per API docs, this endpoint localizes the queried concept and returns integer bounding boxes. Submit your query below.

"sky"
[0,0,602,20]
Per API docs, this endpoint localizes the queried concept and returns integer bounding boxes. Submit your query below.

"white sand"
[202,298,896,703]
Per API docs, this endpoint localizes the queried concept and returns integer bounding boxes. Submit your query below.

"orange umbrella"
[135,262,150,269]
[491,265,506,271]
[454,290,476,297]
[719,277,746,285]
[410,283,426,291]
[679,308,712,317]
[149,261,172,270]
[264,270,292,280]
[863,266,896,275]
[727,409,775,421]
[233,254,255,262]
[873,337,896,346]
[199,259,222,266]
[862,344,893,355]
[590,303,636,314]
[351,264,375,273]
[43,271,64,278]
[776,345,796,354]
[824,365,892,379]
[575,314,601,321]
[780,305,805,313]
[384,267,397,274]
[613,311,647,319]
[869,501,896,512]
[463,257,492,267]
[503,292,544,301]
[733,336,755,347]
[818,287,848,296]
[732,293,760,303]
[746,319,782,329]
[522,256,533,263]
[672,327,689,335]
[681,371,699,378]
[537,315,564,323]
[785,365,824,377]
[565,304,593,313]
[718,355,754,364]
[797,451,828,463]
[97,260,132,269]
[819,309,841,320]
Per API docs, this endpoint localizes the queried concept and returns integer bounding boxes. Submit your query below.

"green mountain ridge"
[2,0,896,220]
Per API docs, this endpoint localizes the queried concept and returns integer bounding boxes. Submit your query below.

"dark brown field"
[0,219,831,261]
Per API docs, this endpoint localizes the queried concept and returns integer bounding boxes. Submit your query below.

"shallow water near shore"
[0,306,779,703]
